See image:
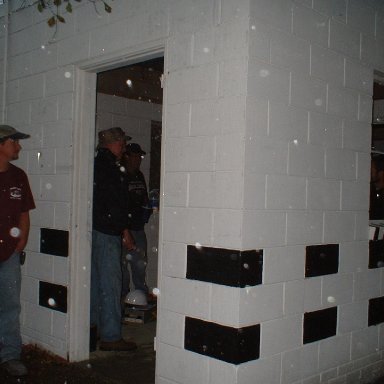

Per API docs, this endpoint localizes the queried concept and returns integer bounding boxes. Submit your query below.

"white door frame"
[68,42,165,362]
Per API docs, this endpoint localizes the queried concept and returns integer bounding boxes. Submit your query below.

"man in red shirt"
[0,125,35,377]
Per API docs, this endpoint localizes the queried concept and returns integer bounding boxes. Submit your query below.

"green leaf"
[47,16,56,27]
[104,3,112,13]
[66,3,72,12]
[53,0,62,5]
[57,15,66,23]
[37,3,43,12]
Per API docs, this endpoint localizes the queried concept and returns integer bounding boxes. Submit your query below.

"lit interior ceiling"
[97,57,164,104]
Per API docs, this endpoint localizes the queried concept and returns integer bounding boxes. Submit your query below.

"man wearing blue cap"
[0,125,35,377]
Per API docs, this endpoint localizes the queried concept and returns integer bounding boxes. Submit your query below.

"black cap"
[126,143,146,155]
[0,125,30,140]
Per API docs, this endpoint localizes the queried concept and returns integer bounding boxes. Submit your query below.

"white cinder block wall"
[1,0,384,383]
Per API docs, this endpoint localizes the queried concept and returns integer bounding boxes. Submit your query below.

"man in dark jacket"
[91,127,137,351]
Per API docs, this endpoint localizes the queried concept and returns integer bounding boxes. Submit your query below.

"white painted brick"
[53,257,69,286]
[157,343,209,384]
[242,211,286,248]
[219,58,247,97]
[339,241,368,273]
[45,66,75,96]
[21,276,39,304]
[213,209,242,249]
[30,201,54,228]
[281,343,320,384]
[307,178,340,211]
[246,97,269,139]
[341,180,369,211]
[42,120,73,148]
[215,134,244,171]
[185,208,213,245]
[345,60,373,94]
[269,101,309,142]
[162,241,187,278]
[347,2,376,37]
[338,301,368,334]
[284,279,304,315]
[26,253,53,281]
[7,101,30,126]
[219,96,247,135]
[304,276,322,312]
[250,0,292,33]
[19,74,44,101]
[323,212,356,243]
[355,269,381,300]
[158,309,185,348]
[164,102,190,138]
[264,246,305,283]
[54,203,70,230]
[163,207,188,243]
[52,311,67,340]
[237,355,282,384]
[210,285,240,326]
[167,33,193,72]
[168,64,218,104]
[239,283,284,324]
[270,29,310,74]
[209,358,237,384]
[343,121,371,152]
[209,172,244,209]
[319,334,351,371]
[248,20,271,63]
[40,174,71,202]
[243,172,266,210]
[57,34,90,66]
[288,143,325,178]
[322,273,353,307]
[329,20,360,59]
[190,99,220,137]
[163,172,188,207]
[30,45,59,74]
[261,315,302,356]
[286,211,323,245]
[8,53,32,81]
[266,174,306,210]
[352,327,379,360]
[247,61,290,104]
[292,5,329,46]
[359,93,374,123]
[245,136,288,175]
[31,97,58,123]
[291,74,327,112]
[310,44,344,87]
[308,111,343,148]
[325,149,356,180]
[164,137,215,172]
[313,0,347,23]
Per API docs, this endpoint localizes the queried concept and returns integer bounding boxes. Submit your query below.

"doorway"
[89,56,164,381]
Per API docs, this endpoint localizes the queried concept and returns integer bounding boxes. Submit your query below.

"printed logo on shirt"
[10,187,22,200]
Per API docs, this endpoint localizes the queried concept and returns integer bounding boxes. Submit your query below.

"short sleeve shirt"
[0,164,35,261]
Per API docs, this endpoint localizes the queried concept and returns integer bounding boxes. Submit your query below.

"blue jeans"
[0,252,22,363]
[90,230,122,342]
[122,230,148,299]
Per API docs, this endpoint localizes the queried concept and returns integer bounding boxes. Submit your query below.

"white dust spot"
[259,69,270,78]
[41,45,46,50]
[64,71,71,78]
[10,227,20,238]
[203,47,210,53]
[152,247,158,253]
[48,298,56,307]
[315,98,323,106]
[327,296,335,303]
[195,242,202,249]
[120,166,126,172]
[243,263,249,269]
[45,183,52,190]
[152,288,160,296]
[126,79,133,87]
[293,139,298,145]
[251,25,256,30]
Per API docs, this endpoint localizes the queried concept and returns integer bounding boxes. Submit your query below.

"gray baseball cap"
[0,125,30,140]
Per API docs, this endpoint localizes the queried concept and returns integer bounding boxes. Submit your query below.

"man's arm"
[15,211,30,252]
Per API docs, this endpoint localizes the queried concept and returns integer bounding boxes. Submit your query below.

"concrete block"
[319,334,351,371]
[310,44,345,87]
[209,357,238,384]
[7,79,20,104]
[288,142,325,177]
[8,52,32,81]
[30,201,55,228]
[309,111,343,148]
[213,209,242,249]
[57,34,90,66]
[42,120,73,148]
[30,45,58,75]
[269,101,309,142]
[190,99,220,137]
[166,102,190,138]
[31,97,58,124]
[359,93,374,123]
[219,58,247,97]
[292,4,329,47]
[329,20,360,60]
[163,207,188,243]
[354,269,381,300]
[242,210,286,248]
[286,211,323,245]
[26,253,53,284]
[163,172,188,207]
[313,0,347,23]
[284,279,305,316]
[261,315,302,356]
[245,97,269,139]
[158,310,185,348]
[58,93,74,120]
[52,311,67,340]
[341,180,370,211]
[19,74,44,101]
[291,74,327,113]
[21,276,39,305]
[44,66,74,97]
[351,327,379,360]
[162,242,187,279]
[54,202,70,230]
[338,301,368,334]
[210,285,240,326]
[247,61,290,104]
[321,273,354,307]
[7,101,30,126]
[237,355,282,384]
[343,121,371,152]
[339,241,368,273]
[248,20,271,62]
[264,246,305,283]
[304,276,322,312]
[266,174,306,210]
[354,212,369,241]
[56,147,72,174]
[347,1,376,37]
[40,174,71,202]
[53,257,69,286]
[215,133,244,171]
[239,283,284,325]
[307,177,341,211]
[29,148,55,175]
[325,148,356,180]
[323,212,356,243]
[23,302,52,336]
[345,60,373,94]
[243,172,266,210]
[185,208,213,245]
[167,33,193,72]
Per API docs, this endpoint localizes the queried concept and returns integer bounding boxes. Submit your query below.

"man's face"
[126,152,142,171]
[0,138,22,161]
[107,139,126,159]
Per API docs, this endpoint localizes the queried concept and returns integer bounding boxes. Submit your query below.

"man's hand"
[122,229,135,250]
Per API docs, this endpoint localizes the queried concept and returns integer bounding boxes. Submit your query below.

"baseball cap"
[98,127,131,146]
[0,125,30,140]
[126,143,146,155]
